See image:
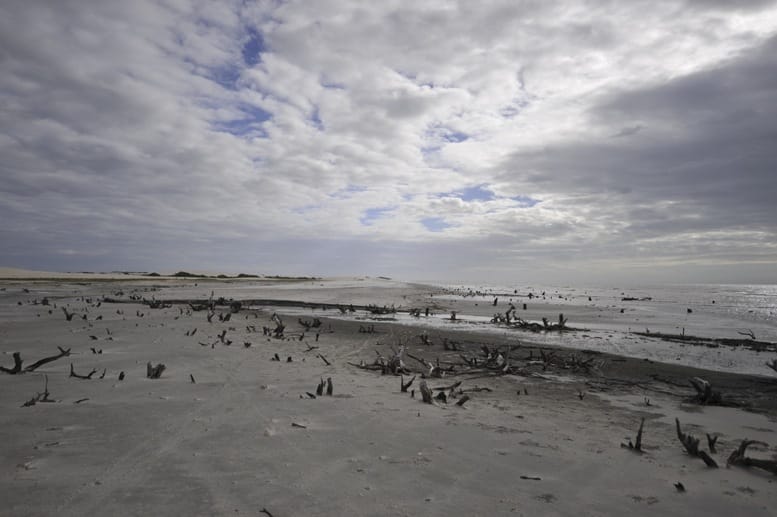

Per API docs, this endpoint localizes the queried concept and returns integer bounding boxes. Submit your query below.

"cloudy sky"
[2,1,776,284]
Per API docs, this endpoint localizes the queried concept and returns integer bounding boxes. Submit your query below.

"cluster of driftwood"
[348,334,606,385]
[621,416,777,477]
[634,330,777,354]
[1,347,71,375]
[490,311,584,333]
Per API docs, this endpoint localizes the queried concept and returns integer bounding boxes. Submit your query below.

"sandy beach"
[1,275,776,516]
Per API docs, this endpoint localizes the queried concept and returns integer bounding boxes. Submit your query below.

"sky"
[1,0,776,285]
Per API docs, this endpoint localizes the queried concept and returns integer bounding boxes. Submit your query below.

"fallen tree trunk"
[727,440,777,475]
[25,347,71,372]
[2,347,73,375]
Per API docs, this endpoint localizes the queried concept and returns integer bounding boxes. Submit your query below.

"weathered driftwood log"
[675,418,718,467]
[70,363,98,380]
[0,353,23,374]
[419,380,433,404]
[146,362,166,379]
[688,377,722,405]
[726,440,777,475]
[26,346,72,372]
[2,347,72,375]
[622,418,645,453]
[271,313,285,338]
[22,375,55,407]
[401,375,415,392]
[707,434,718,454]
[456,394,470,407]
[318,353,331,366]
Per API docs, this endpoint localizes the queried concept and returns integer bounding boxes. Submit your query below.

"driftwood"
[726,440,777,475]
[401,375,415,392]
[1,347,72,374]
[419,380,433,404]
[70,363,97,380]
[1,353,23,374]
[621,418,645,453]
[688,377,722,405]
[318,353,331,366]
[21,375,56,407]
[675,418,718,467]
[456,394,470,407]
[707,434,718,454]
[766,359,777,374]
[146,362,166,379]
[316,378,325,396]
[326,377,333,396]
[271,314,285,338]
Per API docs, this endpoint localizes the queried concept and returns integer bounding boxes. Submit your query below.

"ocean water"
[272,281,777,376]
[409,282,777,376]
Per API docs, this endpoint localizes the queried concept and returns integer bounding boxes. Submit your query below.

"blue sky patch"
[442,130,469,143]
[421,217,452,232]
[439,184,496,202]
[360,206,395,226]
[512,195,540,207]
[310,106,323,130]
[212,103,271,136]
[208,63,242,90]
[330,184,367,199]
[242,28,265,67]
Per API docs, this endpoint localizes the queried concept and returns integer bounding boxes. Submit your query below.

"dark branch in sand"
[727,440,777,476]
[70,363,97,380]
[675,418,718,468]
[621,418,645,453]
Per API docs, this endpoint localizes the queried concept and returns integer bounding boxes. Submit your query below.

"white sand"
[1,279,775,516]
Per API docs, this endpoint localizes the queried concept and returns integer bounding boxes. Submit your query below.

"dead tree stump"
[675,418,718,467]
[146,362,166,379]
[419,380,433,404]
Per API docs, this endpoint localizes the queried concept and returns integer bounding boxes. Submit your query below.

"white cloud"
[1,0,776,283]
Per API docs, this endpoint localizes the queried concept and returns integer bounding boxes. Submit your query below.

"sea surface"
[269,281,777,377]
[407,282,777,376]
